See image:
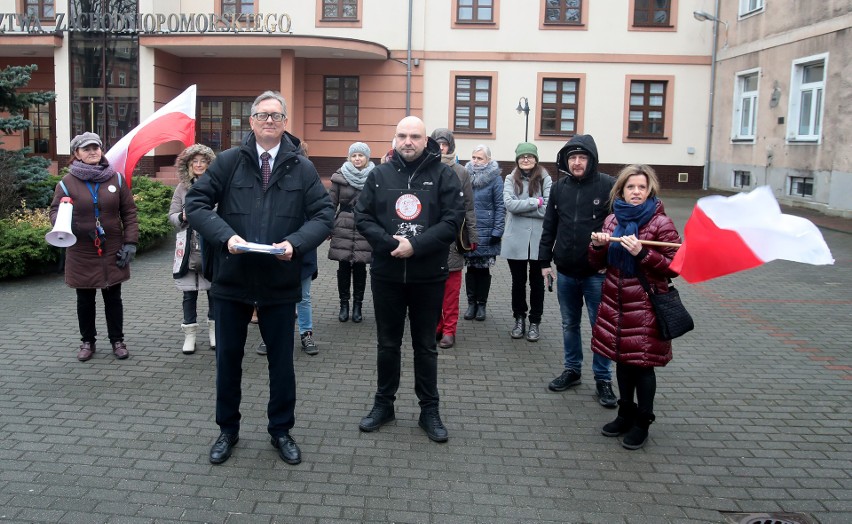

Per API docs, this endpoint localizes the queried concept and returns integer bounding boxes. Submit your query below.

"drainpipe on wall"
[405,0,413,115]
[702,0,720,191]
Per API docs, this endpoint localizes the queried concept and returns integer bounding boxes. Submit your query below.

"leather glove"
[116,243,137,268]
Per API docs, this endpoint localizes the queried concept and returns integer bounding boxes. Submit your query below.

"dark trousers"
[214,298,296,438]
[616,363,657,416]
[464,266,492,304]
[76,285,123,343]
[507,258,544,324]
[337,261,367,303]
[182,290,214,324]
[371,278,445,410]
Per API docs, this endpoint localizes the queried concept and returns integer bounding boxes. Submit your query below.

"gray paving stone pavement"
[1,191,850,523]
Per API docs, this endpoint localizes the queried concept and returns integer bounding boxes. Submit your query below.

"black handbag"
[637,272,694,340]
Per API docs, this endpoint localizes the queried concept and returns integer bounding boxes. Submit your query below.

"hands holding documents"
[228,235,294,261]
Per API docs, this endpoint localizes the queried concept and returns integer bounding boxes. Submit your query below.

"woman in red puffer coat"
[588,164,681,450]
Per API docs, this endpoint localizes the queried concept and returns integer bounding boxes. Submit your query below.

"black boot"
[337,263,351,323]
[352,264,366,323]
[601,400,636,437]
[622,412,655,450]
[463,272,477,320]
[474,272,491,321]
[475,303,487,321]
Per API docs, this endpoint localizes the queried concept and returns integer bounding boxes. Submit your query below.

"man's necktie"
[261,152,271,191]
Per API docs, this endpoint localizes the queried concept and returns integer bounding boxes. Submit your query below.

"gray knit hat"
[348,142,371,159]
[70,132,102,152]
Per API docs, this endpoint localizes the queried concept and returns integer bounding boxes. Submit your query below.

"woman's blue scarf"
[607,197,658,276]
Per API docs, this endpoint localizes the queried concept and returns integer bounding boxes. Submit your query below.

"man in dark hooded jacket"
[355,116,463,443]
[539,134,617,408]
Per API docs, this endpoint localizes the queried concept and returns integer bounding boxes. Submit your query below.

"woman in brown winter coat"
[588,164,681,450]
[169,144,216,354]
[328,142,374,323]
[49,132,139,362]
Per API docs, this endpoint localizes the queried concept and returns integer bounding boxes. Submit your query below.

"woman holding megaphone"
[49,132,139,362]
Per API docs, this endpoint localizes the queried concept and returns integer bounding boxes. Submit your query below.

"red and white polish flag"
[670,186,834,283]
[105,84,196,188]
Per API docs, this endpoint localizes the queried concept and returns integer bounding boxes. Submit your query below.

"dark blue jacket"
[465,162,505,259]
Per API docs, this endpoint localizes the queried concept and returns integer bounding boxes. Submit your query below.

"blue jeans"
[556,271,612,381]
[297,275,312,334]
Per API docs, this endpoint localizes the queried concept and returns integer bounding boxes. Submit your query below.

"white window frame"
[732,170,751,188]
[732,68,759,141]
[787,176,813,198]
[786,53,828,143]
[738,0,764,17]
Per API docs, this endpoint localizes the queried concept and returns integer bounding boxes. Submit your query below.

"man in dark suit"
[187,90,333,465]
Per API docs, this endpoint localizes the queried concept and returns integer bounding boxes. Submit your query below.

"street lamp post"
[693,1,727,191]
[516,97,530,142]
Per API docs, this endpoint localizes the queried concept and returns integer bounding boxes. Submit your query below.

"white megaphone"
[46,197,77,247]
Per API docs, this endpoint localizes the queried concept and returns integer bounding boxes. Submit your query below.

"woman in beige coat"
[169,144,216,353]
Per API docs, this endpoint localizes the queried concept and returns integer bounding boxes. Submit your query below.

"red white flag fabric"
[670,186,834,283]
[105,85,196,187]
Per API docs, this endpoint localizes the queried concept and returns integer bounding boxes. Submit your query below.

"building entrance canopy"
[139,34,389,60]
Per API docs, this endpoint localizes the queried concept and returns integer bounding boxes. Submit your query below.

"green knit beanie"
[514,142,538,161]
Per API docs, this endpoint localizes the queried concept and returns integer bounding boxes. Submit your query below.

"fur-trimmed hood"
[175,144,216,188]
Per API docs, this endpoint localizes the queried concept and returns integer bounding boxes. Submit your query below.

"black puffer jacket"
[355,138,464,284]
[185,132,333,305]
[539,134,615,277]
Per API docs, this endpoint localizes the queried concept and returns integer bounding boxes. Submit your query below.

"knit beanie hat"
[515,142,538,161]
[562,144,592,158]
[348,142,371,159]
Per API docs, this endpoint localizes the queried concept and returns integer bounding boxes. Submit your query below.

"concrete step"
[152,166,179,187]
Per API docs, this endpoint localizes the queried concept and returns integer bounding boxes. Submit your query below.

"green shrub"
[131,175,174,251]
[0,206,58,279]
[0,175,174,280]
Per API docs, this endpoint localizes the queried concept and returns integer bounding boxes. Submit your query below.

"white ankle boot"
[207,319,216,350]
[181,323,198,354]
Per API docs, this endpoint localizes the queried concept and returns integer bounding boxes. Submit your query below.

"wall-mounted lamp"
[516,97,531,142]
[693,9,729,47]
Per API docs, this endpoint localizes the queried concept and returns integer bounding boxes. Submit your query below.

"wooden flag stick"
[609,237,682,248]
